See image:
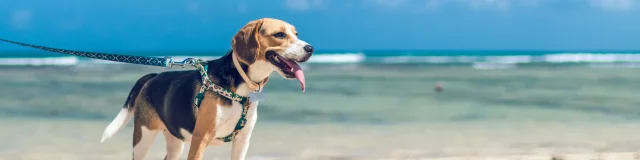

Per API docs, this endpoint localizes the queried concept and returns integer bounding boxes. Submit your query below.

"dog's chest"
[213,101,258,139]
[179,101,259,145]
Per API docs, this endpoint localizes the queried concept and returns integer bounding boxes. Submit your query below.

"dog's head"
[232,18,313,91]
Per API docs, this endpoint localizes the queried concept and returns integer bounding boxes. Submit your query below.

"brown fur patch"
[233,19,264,65]
[186,92,220,160]
[132,85,166,147]
[253,18,299,54]
[133,122,142,147]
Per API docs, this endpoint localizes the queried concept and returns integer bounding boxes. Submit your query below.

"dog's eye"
[273,32,287,38]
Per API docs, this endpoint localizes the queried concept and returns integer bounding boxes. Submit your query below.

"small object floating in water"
[434,82,443,93]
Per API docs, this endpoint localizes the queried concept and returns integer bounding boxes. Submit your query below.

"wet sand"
[2,117,640,160]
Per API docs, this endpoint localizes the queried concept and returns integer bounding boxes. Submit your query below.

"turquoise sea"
[1,50,640,159]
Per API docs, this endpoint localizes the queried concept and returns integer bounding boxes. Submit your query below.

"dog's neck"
[245,59,274,83]
[205,50,273,96]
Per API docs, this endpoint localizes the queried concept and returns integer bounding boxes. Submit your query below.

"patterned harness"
[193,60,254,143]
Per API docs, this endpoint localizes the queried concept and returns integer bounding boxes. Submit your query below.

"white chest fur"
[212,101,259,143]
[178,84,260,146]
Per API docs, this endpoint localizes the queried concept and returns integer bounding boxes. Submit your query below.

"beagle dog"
[100,18,314,160]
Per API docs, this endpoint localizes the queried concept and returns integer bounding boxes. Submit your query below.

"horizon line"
[3,49,640,54]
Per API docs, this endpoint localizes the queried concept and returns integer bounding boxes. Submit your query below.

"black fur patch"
[134,50,249,140]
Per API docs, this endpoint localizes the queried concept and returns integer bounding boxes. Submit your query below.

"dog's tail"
[100,73,158,143]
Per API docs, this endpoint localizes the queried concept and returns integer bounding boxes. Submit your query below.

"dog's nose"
[303,45,314,54]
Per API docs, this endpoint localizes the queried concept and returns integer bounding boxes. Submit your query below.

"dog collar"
[232,51,266,91]
[193,61,252,142]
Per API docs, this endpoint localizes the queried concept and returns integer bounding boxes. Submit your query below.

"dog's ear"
[232,19,264,64]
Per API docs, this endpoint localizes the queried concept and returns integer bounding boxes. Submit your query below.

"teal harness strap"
[193,61,251,143]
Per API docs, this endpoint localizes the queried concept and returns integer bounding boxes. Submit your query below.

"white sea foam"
[377,53,640,64]
[0,56,78,66]
[543,53,640,63]
[306,52,365,63]
[472,62,518,70]
[2,52,640,67]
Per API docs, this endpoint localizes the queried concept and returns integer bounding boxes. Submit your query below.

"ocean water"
[2,50,640,159]
[3,50,640,68]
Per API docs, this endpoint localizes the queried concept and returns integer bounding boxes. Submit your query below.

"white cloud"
[285,0,328,11]
[520,0,542,6]
[456,0,543,10]
[588,0,634,11]
[462,0,635,11]
[465,0,512,10]
[10,10,32,29]
[374,0,409,8]
[380,0,636,12]
[419,0,517,11]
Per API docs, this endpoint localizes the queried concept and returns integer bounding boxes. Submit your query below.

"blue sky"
[1,0,639,52]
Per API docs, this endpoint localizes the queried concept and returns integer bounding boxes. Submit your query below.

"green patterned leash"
[0,38,196,68]
[0,38,253,142]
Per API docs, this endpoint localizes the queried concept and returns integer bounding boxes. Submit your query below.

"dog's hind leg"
[101,73,158,143]
[132,122,159,160]
[132,105,162,160]
[163,131,184,160]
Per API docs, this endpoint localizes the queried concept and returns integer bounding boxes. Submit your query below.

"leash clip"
[165,57,199,69]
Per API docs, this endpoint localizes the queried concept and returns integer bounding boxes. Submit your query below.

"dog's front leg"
[230,129,254,160]
[231,104,258,160]
[187,97,219,160]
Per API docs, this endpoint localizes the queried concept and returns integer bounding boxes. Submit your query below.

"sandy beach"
[2,117,640,160]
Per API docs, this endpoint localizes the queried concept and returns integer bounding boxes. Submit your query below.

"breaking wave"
[2,52,640,69]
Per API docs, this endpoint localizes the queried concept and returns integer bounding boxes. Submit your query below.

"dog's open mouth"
[266,51,306,92]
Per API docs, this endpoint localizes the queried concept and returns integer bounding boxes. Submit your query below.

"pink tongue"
[281,58,306,92]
